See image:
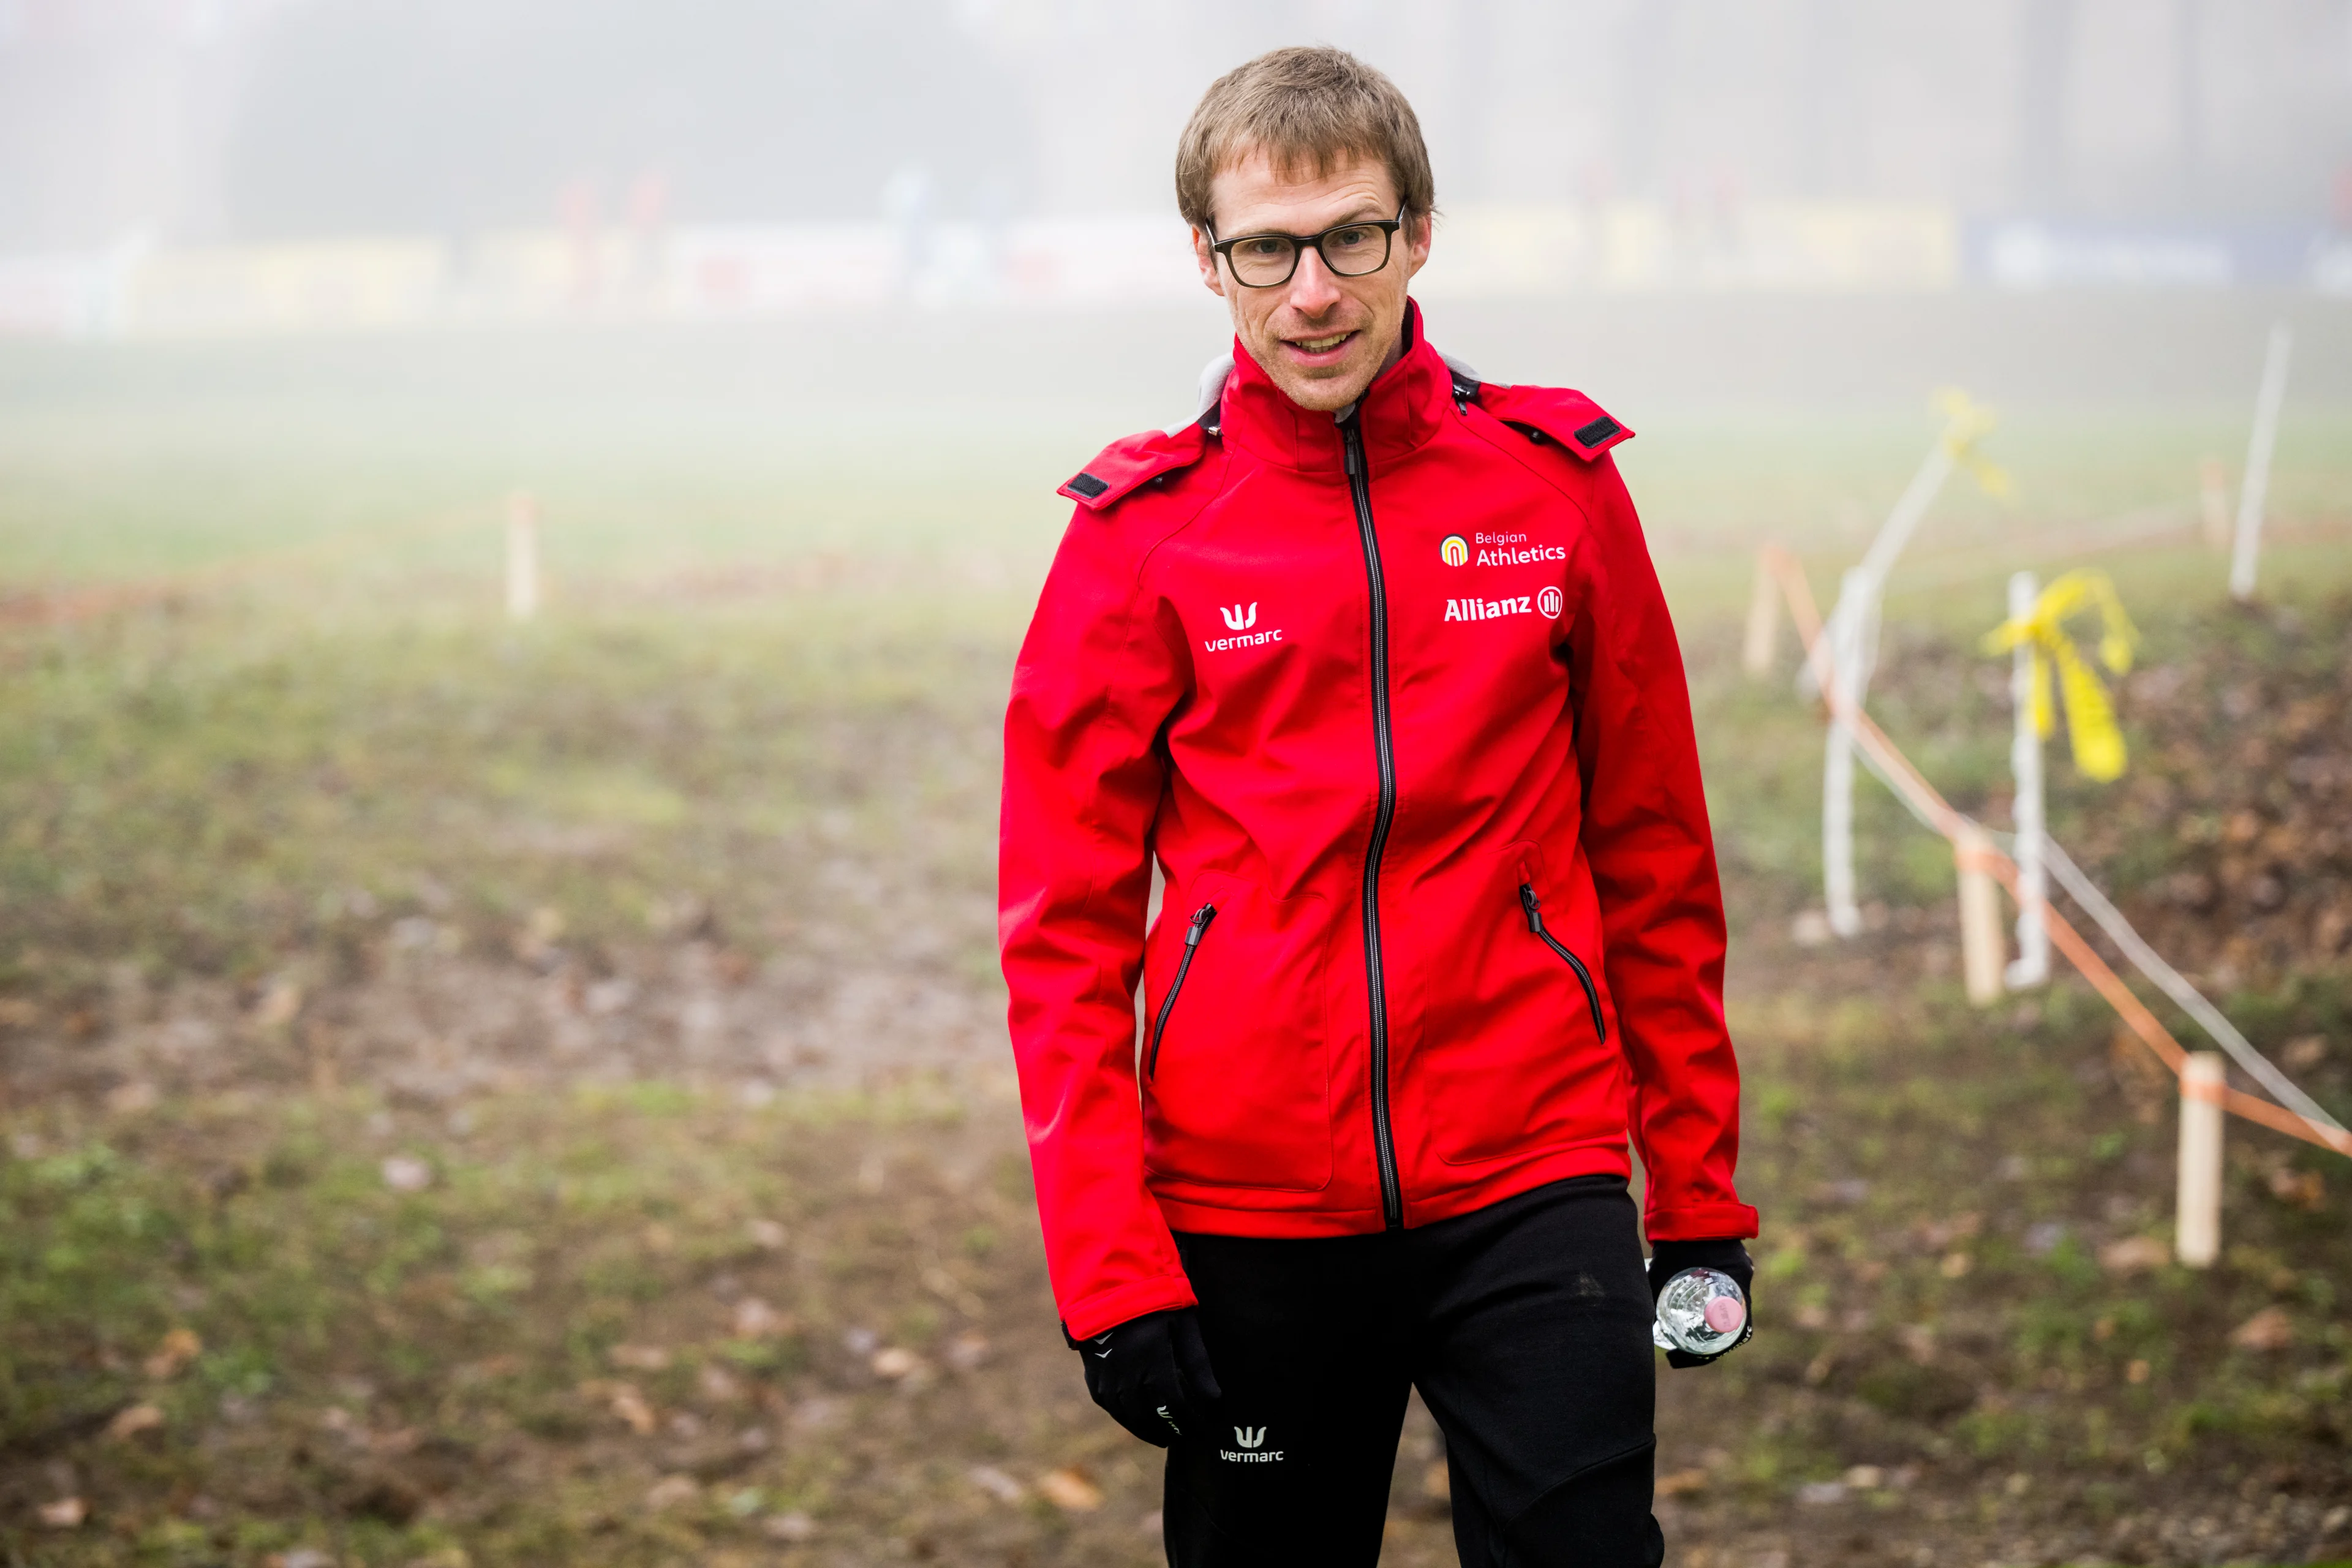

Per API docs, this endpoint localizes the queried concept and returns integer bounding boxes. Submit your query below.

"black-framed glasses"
[1207,205,1406,288]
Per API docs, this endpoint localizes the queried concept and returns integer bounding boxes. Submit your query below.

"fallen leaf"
[380,1155,432,1193]
[870,1347,924,1380]
[2229,1305,2293,1351]
[2279,1035,2328,1071]
[254,979,303,1029]
[145,1327,202,1379]
[745,1218,788,1250]
[610,1386,658,1434]
[1842,1464,1885,1490]
[1038,1468,1104,1512]
[2266,1167,2326,1210]
[2097,1235,2169,1275]
[1939,1251,1973,1279]
[763,1511,817,1541]
[2127,1359,2150,1384]
[643,1474,699,1512]
[968,1464,1025,1504]
[1656,1468,1709,1496]
[731,1297,790,1339]
[106,1403,165,1441]
[609,1343,671,1371]
[37,1496,87,1528]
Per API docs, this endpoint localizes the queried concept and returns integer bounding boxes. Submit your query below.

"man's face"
[1193,151,1431,414]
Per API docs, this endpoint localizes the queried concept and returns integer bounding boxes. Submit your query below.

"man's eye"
[1327,226,1373,248]
[1237,238,1290,259]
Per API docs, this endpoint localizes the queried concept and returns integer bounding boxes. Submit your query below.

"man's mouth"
[1281,329,1357,363]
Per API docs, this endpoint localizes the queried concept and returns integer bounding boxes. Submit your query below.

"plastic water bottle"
[1649,1266,1748,1355]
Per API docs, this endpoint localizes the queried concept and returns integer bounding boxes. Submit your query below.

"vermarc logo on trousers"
[1221,1425,1284,1463]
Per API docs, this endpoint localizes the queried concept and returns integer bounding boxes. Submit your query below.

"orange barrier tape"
[1757,545,2351,1161]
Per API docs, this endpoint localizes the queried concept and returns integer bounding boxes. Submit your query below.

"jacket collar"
[1218,300,1448,475]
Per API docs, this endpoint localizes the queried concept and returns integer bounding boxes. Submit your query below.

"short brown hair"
[1175,47,1434,234]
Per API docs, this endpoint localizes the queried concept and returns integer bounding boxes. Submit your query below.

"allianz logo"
[1220,1424,1284,1463]
[1204,601,1283,653]
[1445,585,1564,623]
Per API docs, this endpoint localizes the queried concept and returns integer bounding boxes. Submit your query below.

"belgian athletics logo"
[1439,535,1469,567]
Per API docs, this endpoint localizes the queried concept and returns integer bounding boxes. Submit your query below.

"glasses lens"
[1319,224,1390,277]
[1227,236,1298,287]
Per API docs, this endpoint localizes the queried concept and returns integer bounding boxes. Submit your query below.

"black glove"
[1648,1238,1755,1369]
[1069,1307,1223,1447]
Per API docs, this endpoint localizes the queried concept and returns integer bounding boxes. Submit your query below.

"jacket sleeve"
[999,505,1199,1339]
[1564,459,1759,1243]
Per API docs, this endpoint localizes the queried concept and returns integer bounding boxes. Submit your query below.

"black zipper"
[1518,882,1607,1042]
[1145,902,1217,1080]
[1341,409,1404,1232]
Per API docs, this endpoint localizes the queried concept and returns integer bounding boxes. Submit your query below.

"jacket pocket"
[1143,875,1333,1191]
[1419,843,1620,1166]
[1145,901,1218,1080]
[1517,880,1605,1042]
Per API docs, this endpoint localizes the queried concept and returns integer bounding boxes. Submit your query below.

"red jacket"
[1001,304,1755,1339]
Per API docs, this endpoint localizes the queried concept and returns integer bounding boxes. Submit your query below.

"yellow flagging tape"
[1980,569,2139,782]
[1757,545,2350,1161]
[1932,387,2013,500]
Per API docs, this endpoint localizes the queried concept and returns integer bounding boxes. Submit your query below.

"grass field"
[2,318,2350,1566]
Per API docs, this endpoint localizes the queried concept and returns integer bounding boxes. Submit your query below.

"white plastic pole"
[1815,432,1959,935]
[1742,550,1780,678]
[2230,323,2290,602]
[507,491,540,622]
[2004,571,2049,989]
[1954,823,2007,1006]
[2175,1052,2225,1267]
[1822,568,1868,937]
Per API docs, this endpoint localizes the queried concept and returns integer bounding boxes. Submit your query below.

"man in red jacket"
[1000,45,1758,1566]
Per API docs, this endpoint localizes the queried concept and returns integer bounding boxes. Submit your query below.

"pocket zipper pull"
[1518,881,1545,932]
[1186,903,1218,943]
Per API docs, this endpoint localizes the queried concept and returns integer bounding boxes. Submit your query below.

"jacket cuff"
[1059,1272,1199,1341]
[1643,1200,1760,1242]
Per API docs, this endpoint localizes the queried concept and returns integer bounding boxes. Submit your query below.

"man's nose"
[1283,245,1344,315]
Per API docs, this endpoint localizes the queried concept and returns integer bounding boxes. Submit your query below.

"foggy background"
[7,0,2352,244]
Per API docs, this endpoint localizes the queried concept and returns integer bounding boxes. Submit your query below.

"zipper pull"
[1518,881,1544,933]
[1186,903,1217,944]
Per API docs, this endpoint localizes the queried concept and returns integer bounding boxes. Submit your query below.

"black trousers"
[1164,1176,1664,1567]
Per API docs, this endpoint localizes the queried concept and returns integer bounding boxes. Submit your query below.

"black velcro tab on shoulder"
[1478,383,1634,462]
[1057,424,1210,510]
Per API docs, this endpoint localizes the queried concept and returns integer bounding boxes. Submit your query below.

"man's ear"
[1192,227,1227,299]
[1402,209,1433,282]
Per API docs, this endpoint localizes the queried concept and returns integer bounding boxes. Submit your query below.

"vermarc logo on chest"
[1201,601,1283,654]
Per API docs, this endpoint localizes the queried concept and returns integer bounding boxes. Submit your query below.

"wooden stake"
[2198,457,2230,551]
[2176,1051,2225,1267]
[1955,823,2005,1006]
[507,491,540,622]
[1742,550,1780,677]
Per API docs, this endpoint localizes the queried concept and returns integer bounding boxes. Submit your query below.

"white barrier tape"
[2037,835,2343,1135]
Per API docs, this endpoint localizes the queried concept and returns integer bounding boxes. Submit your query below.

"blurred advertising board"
[1969,221,2345,290]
